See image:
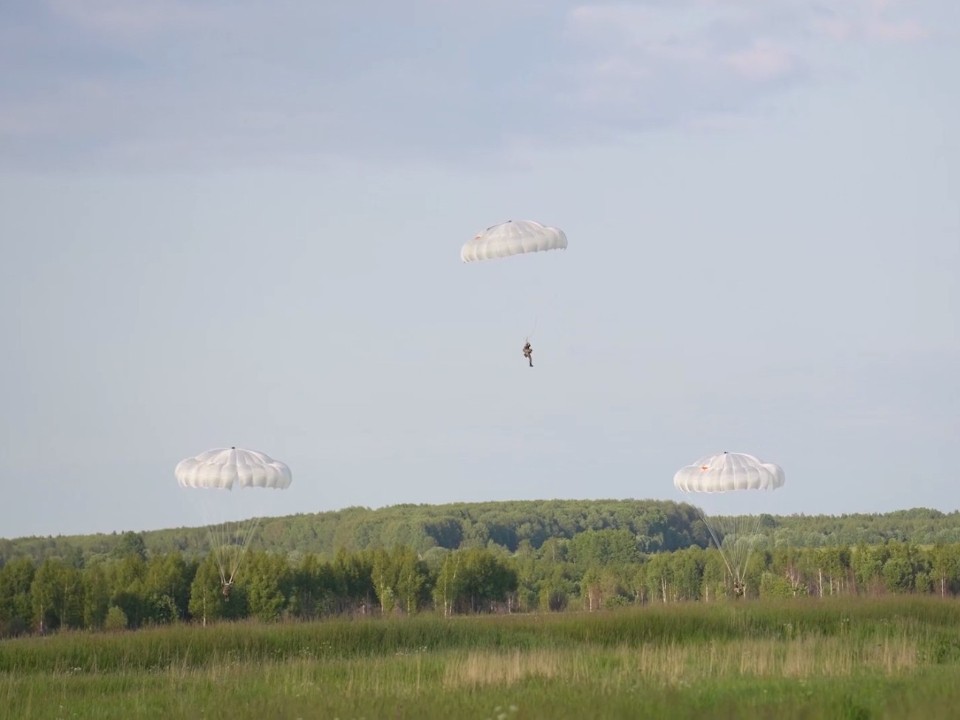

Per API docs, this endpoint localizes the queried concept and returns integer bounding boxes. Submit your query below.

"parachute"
[461,220,567,361]
[673,452,785,597]
[175,447,292,595]
[460,220,567,263]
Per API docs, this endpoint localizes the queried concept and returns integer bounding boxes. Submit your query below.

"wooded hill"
[3,499,958,566]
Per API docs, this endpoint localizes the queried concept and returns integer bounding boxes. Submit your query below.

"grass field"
[3,597,960,719]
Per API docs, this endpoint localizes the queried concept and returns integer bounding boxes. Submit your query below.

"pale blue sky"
[1,1,958,539]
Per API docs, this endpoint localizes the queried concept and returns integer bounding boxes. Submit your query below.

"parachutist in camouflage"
[522,342,533,367]
[222,581,233,599]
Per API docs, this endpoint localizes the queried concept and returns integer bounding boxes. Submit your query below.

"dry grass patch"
[443,648,582,688]
[441,634,923,691]
[641,636,920,682]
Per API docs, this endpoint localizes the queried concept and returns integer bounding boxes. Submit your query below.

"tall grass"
[3,596,960,718]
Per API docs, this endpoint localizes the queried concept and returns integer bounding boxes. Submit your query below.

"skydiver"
[522,341,533,367]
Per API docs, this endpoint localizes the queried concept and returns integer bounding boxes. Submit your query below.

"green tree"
[113,531,148,561]
[433,552,463,617]
[671,547,706,601]
[533,540,575,611]
[104,552,148,628]
[770,546,809,597]
[82,564,111,629]
[332,548,375,614]
[580,566,603,611]
[242,551,291,622]
[0,556,35,636]
[882,542,925,594]
[104,605,128,631]
[30,558,84,632]
[853,544,889,595]
[289,554,340,618]
[930,544,960,597]
[644,553,674,603]
[371,547,399,614]
[538,571,569,612]
[143,552,194,624]
[458,547,517,613]
[760,571,796,599]
[188,556,246,624]
[701,550,728,602]
[568,529,640,567]
[393,546,428,614]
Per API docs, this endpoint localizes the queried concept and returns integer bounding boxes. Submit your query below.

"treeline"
[0,500,706,566]
[0,536,521,637]
[3,529,960,638]
[4,500,960,568]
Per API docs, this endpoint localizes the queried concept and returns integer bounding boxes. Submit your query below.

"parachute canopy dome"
[175,447,292,490]
[673,452,785,494]
[461,220,567,263]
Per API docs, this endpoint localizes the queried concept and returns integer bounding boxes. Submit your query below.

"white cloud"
[812,0,931,44]
[46,0,215,40]
[0,0,949,172]
[558,2,806,133]
[866,17,927,42]
[556,0,945,136]
[724,40,796,81]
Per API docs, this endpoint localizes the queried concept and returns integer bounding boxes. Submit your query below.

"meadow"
[3,597,960,719]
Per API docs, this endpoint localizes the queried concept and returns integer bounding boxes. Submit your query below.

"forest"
[2,499,960,637]
[5,499,960,564]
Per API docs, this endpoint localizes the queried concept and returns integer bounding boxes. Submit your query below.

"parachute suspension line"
[216,520,237,588]
[199,497,250,591]
[213,521,234,589]
[226,515,264,587]
[175,447,293,597]
[696,506,737,589]
[711,511,767,597]
[674,453,785,599]
[524,316,538,343]
[197,493,230,589]
[728,514,750,596]
[524,250,564,354]
[732,512,767,596]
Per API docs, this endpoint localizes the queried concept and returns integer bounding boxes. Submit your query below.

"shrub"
[104,605,128,632]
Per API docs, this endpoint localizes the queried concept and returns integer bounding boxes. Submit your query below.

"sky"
[1,0,958,539]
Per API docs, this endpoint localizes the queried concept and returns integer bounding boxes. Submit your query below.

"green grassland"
[4,597,960,719]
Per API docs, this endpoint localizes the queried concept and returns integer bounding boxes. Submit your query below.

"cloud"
[555,0,947,137]
[0,0,948,172]
[45,0,211,39]
[724,40,796,81]
[866,18,927,42]
[557,2,807,134]
[812,0,931,43]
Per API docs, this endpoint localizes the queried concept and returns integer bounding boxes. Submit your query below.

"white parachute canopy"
[673,452,785,597]
[673,452,785,493]
[460,219,567,263]
[175,447,292,592]
[175,447,292,490]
